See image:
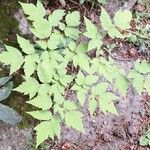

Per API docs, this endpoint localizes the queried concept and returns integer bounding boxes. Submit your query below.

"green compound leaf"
[1,1,137,148]
[99,93,118,115]
[114,9,132,29]
[31,18,52,39]
[92,82,109,95]
[108,27,124,39]
[100,7,113,30]
[17,35,35,54]
[23,54,39,77]
[84,75,98,85]
[64,27,80,40]
[47,32,63,50]
[139,129,150,146]
[90,58,119,83]
[14,77,40,99]
[34,118,61,148]
[77,89,87,106]
[53,89,65,105]
[128,70,144,95]
[135,60,150,74]
[68,41,76,51]
[37,60,53,83]
[20,0,45,21]
[38,84,51,95]
[0,45,24,74]
[35,121,51,148]
[65,11,80,27]
[36,40,47,49]
[84,18,102,51]
[65,111,84,132]
[76,71,85,86]
[88,98,97,116]
[73,53,90,70]
[114,75,129,95]
[63,101,79,110]
[87,38,102,51]
[49,9,66,26]
[27,93,52,110]
[84,17,98,39]
[27,111,52,120]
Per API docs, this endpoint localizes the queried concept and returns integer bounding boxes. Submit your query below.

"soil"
[53,61,150,150]
[0,124,32,150]
[0,0,150,150]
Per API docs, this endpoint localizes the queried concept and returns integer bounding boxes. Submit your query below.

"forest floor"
[0,0,150,150]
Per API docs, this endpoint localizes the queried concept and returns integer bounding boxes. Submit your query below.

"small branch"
[123,0,138,10]
[58,0,66,7]
[129,31,150,41]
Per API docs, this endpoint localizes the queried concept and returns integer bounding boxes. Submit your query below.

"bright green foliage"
[63,101,79,110]
[27,93,52,110]
[89,82,118,115]
[34,117,61,148]
[135,60,150,74]
[64,42,89,70]
[139,128,150,146]
[23,54,39,77]
[0,1,146,148]
[65,111,84,132]
[65,11,80,27]
[84,17,102,52]
[128,69,144,94]
[100,7,113,31]
[0,45,24,74]
[90,58,129,95]
[13,77,40,99]
[31,18,52,39]
[88,98,97,116]
[128,60,150,95]
[114,10,132,29]
[17,35,35,54]
[64,11,80,40]
[100,7,132,38]
[72,71,98,105]
[27,111,52,120]
[49,10,65,26]
[19,1,45,21]
[114,75,129,96]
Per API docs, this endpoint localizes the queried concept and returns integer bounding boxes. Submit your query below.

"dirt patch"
[0,0,150,150]
[47,61,149,150]
[0,124,32,150]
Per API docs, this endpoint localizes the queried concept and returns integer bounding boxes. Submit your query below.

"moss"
[0,69,37,128]
[0,0,37,128]
[0,0,25,44]
[7,93,37,129]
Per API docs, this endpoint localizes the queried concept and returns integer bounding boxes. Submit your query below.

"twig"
[58,0,66,7]
[129,31,150,41]
[123,0,138,10]
[68,0,89,16]
[103,48,132,61]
